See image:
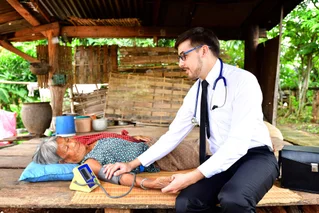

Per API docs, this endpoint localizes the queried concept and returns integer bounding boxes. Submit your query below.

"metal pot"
[92,118,108,131]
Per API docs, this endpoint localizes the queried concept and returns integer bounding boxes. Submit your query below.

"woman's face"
[56,137,87,163]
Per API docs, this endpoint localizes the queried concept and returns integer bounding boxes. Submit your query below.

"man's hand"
[132,135,152,142]
[102,159,141,179]
[102,162,132,179]
[161,169,205,193]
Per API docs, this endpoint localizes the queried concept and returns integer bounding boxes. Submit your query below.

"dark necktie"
[200,80,210,164]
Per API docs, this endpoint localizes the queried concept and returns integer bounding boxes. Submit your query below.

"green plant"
[0,42,40,128]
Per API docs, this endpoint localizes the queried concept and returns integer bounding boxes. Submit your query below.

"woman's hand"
[161,169,205,193]
[132,135,152,142]
[149,176,173,189]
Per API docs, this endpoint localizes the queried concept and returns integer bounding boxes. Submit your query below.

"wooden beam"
[14,22,60,38]
[60,26,266,40]
[61,26,188,38]
[152,0,161,26]
[0,19,31,34]
[6,0,41,26]
[0,11,21,24]
[0,40,39,63]
[8,33,45,42]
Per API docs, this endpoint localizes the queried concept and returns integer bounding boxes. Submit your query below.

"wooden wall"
[105,73,193,124]
[256,36,280,124]
[73,45,117,84]
[118,47,187,78]
[36,45,72,88]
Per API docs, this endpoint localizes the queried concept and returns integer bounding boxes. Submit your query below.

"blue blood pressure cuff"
[139,165,145,172]
[97,168,122,185]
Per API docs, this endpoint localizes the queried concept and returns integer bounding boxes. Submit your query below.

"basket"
[30,61,49,75]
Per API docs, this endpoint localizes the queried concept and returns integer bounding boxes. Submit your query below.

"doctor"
[103,27,279,213]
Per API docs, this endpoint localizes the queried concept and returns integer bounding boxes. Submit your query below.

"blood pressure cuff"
[279,145,319,193]
[97,167,122,185]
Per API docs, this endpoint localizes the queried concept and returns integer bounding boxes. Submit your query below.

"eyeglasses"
[178,45,204,61]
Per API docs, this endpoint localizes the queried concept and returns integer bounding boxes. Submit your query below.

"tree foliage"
[0,42,40,127]
[269,0,319,116]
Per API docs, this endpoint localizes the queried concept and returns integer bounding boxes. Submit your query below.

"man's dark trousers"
[175,146,279,213]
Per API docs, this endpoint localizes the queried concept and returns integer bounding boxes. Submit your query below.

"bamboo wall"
[36,45,72,88]
[72,87,107,116]
[74,45,118,84]
[118,47,187,78]
[105,73,193,124]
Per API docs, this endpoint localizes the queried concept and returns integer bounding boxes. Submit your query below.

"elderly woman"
[33,134,199,190]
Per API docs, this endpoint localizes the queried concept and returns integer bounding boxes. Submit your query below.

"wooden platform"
[1,126,319,213]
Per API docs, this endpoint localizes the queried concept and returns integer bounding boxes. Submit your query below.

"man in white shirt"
[104,27,279,213]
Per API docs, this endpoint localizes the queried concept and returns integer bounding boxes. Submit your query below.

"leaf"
[0,88,10,104]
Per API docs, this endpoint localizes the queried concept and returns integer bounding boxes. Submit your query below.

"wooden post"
[47,29,59,79]
[244,24,259,76]
[46,28,66,117]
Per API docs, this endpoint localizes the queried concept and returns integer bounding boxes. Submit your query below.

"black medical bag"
[279,145,319,193]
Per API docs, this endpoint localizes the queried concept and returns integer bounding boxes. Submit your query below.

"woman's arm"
[84,158,103,175]
[120,174,172,189]
[84,159,171,189]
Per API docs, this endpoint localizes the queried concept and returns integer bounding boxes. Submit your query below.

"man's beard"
[189,58,203,80]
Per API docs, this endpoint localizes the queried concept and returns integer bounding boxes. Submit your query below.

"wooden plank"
[110,45,118,74]
[102,45,109,83]
[257,37,280,124]
[14,22,60,38]
[0,156,31,168]
[8,33,45,42]
[120,55,177,64]
[97,46,101,82]
[0,11,21,24]
[0,143,37,156]
[0,19,31,34]
[89,46,94,83]
[119,47,176,54]
[30,0,51,23]
[79,46,86,83]
[7,0,41,26]
[60,26,188,38]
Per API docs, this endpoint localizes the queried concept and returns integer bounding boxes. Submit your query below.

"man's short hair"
[175,27,220,58]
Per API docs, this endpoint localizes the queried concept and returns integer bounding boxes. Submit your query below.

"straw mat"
[71,171,185,206]
[71,171,301,206]
[258,185,301,205]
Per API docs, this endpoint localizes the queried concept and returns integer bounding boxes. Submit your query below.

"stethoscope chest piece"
[191,117,199,126]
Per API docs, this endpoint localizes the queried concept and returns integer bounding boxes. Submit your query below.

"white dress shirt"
[138,59,273,178]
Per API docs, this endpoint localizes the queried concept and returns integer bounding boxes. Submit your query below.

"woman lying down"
[33,133,199,190]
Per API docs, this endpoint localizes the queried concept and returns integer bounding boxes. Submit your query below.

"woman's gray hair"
[33,136,63,164]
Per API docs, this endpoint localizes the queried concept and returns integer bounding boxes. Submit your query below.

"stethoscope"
[191,58,227,126]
